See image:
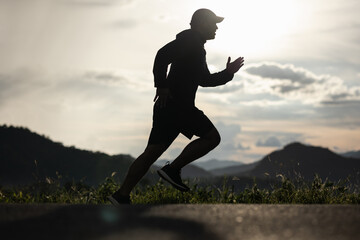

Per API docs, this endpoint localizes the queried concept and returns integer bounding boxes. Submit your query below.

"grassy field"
[1,173,359,204]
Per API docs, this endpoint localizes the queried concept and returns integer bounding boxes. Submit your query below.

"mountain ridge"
[210,161,259,176]
[0,125,213,186]
[1,125,359,187]
[241,142,360,182]
[192,159,243,171]
[0,125,141,186]
[340,150,360,159]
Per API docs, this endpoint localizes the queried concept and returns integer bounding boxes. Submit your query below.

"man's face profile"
[204,21,218,40]
[197,20,218,40]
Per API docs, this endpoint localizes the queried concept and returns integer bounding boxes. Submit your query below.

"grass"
[1,173,359,204]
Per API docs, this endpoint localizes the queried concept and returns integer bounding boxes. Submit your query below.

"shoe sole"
[108,195,131,206]
[157,169,189,192]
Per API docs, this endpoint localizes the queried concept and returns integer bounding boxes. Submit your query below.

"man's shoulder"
[176,29,203,44]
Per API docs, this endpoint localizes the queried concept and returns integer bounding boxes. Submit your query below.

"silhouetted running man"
[108,9,244,205]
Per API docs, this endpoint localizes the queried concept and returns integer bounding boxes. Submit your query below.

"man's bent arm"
[199,69,234,87]
[199,56,244,87]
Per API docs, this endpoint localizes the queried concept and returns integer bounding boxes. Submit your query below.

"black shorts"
[148,101,215,146]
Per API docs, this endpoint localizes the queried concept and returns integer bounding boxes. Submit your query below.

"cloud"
[321,87,360,105]
[81,69,152,92]
[0,68,151,112]
[236,143,250,150]
[84,71,128,85]
[256,136,281,147]
[252,131,304,148]
[62,0,133,7]
[246,63,316,86]
[321,99,360,106]
[0,69,48,106]
[111,19,138,29]
[222,143,250,151]
[244,62,360,105]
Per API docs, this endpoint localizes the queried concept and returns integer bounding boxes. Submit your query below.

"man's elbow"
[199,82,207,87]
[199,81,216,87]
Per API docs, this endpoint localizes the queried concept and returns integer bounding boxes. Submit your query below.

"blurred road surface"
[1,204,359,240]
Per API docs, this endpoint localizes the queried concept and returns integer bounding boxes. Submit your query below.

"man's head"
[190,9,224,40]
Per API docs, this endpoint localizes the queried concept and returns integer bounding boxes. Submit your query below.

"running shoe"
[157,164,190,192]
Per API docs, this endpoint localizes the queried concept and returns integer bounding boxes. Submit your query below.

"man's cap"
[190,8,224,25]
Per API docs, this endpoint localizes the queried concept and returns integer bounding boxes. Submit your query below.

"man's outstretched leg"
[108,144,168,205]
[157,127,220,191]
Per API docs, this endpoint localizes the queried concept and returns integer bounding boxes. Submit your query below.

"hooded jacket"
[153,29,233,107]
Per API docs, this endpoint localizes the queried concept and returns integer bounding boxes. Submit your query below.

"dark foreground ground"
[1,204,359,240]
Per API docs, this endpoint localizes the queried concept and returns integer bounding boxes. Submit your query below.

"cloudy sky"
[1,0,360,164]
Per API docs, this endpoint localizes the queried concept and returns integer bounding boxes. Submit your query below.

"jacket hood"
[176,29,206,44]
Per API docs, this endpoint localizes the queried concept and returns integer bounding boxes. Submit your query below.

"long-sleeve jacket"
[153,29,234,107]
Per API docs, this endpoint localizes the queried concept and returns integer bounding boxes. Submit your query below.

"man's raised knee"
[212,130,221,148]
[204,127,221,148]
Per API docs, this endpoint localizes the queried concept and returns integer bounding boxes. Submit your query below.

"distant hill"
[182,165,213,178]
[0,125,158,186]
[2,125,359,187]
[340,150,360,159]
[192,159,243,171]
[210,161,259,176]
[241,142,360,182]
